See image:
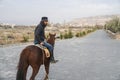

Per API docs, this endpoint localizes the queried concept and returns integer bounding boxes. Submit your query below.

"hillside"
[68,14,120,27]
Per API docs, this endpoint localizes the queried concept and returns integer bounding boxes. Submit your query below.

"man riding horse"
[34,17,58,63]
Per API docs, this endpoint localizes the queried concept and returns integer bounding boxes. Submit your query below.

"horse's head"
[47,33,56,47]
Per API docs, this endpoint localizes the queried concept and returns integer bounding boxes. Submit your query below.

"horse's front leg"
[44,62,50,80]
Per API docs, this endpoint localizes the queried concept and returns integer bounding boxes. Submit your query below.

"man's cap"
[41,17,48,21]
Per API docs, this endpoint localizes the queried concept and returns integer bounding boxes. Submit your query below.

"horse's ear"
[54,33,56,36]
[53,33,56,36]
[49,33,51,35]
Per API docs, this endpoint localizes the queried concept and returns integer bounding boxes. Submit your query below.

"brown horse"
[16,33,56,80]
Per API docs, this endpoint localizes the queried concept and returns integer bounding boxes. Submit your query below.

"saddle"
[35,44,50,58]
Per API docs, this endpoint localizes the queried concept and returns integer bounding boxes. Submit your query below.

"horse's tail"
[16,49,28,80]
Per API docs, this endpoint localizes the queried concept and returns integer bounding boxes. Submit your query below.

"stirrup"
[50,60,59,63]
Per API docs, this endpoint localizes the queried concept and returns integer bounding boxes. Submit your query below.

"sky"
[0,0,120,25]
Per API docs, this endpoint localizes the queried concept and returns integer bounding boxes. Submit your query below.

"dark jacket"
[34,22,46,44]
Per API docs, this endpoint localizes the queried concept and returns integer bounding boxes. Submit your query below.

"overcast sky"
[0,0,120,25]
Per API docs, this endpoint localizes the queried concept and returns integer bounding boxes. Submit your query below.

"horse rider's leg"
[43,42,54,61]
[44,62,50,80]
[23,64,29,80]
[30,65,40,80]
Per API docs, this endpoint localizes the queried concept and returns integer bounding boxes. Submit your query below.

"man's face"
[44,21,48,26]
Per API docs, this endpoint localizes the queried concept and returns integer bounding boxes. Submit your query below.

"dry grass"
[0,28,34,45]
[0,27,97,45]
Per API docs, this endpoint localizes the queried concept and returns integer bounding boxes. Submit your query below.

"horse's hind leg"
[23,64,29,80]
[44,63,50,80]
[30,65,40,80]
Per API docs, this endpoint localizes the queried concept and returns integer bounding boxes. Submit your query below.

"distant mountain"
[68,14,120,27]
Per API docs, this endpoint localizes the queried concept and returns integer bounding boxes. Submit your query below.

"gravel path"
[0,30,120,80]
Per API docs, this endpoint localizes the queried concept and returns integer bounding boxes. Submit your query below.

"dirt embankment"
[106,30,120,40]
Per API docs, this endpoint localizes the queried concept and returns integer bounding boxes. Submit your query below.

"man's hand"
[40,42,44,45]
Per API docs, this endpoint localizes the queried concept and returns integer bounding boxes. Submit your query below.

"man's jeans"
[43,41,53,54]
[43,41,54,60]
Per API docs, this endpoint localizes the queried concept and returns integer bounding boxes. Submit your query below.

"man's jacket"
[34,23,45,44]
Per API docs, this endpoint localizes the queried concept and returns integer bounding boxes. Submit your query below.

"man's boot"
[50,53,58,63]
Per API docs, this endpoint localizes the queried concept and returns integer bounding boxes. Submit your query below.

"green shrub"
[87,30,91,33]
[68,30,73,38]
[79,32,83,37]
[60,33,63,39]
[105,17,120,33]
[82,31,86,35]
[75,33,80,37]
[23,35,29,42]
[63,33,69,39]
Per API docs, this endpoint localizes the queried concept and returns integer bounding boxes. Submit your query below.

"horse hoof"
[44,79,48,80]
[44,77,49,80]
